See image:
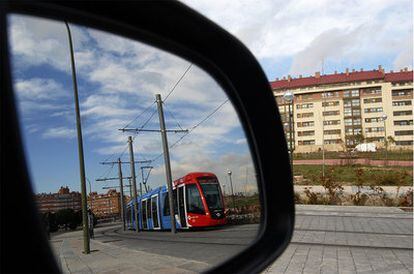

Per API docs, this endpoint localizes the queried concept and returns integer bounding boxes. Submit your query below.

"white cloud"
[42,127,76,139]
[14,78,67,100]
[182,0,413,76]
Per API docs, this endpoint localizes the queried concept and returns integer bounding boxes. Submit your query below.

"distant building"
[36,186,81,213]
[88,189,127,218]
[271,66,413,153]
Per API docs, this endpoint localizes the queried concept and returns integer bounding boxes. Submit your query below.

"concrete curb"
[59,239,70,274]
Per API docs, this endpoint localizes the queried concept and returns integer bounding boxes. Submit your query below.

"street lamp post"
[227,170,236,210]
[382,114,388,165]
[65,21,89,254]
[283,91,294,169]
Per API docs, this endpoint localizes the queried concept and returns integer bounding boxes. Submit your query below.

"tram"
[126,172,226,230]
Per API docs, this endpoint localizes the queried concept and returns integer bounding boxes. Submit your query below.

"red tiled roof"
[270,70,413,90]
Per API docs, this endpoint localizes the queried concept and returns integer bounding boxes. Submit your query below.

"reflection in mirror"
[8,14,260,272]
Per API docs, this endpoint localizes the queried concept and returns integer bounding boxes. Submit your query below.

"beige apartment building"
[271,66,413,153]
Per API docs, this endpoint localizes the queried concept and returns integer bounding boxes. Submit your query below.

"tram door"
[177,185,187,228]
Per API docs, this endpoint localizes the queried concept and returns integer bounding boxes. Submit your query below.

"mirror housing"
[0,1,294,273]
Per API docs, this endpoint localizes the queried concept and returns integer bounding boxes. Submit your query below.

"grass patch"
[294,165,413,186]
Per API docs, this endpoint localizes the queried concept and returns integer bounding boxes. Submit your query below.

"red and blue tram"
[126,172,226,230]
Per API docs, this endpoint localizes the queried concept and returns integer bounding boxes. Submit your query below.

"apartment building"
[36,186,81,213]
[271,66,413,153]
[88,189,123,218]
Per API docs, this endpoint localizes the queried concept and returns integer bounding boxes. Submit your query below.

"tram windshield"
[186,184,205,214]
[200,183,223,211]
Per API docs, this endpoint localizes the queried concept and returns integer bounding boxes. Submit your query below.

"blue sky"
[8,0,413,195]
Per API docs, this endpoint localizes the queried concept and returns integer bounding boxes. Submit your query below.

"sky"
[8,0,413,195]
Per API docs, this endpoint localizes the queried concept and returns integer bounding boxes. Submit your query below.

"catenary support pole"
[128,136,139,232]
[156,94,176,234]
[65,21,89,254]
[117,158,126,231]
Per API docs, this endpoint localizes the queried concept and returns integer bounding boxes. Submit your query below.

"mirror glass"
[8,14,260,272]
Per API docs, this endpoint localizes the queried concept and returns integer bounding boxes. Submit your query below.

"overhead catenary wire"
[151,99,229,162]
[99,63,193,166]
[163,102,184,130]
[163,63,193,102]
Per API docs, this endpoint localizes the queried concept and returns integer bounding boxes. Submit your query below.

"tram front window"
[186,184,205,214]
[200,183,223,212]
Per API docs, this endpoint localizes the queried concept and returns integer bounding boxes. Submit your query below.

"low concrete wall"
[294,158,413,167]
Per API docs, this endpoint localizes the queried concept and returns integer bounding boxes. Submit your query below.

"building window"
[324,139,341,144]
[322,91,339,98]
[344,118,353,126]
[394,120,413,126]
[365,117,382,123]
[324,129,341,135]
[296,103,313,109]
[297,121,314,127]
[353,118,362,125]
[323,110,340,116]
[395,130,414,136]
[396,141,413,146]
[364,107,383,113]
[323,120,340,126]
[392,100,412,106]
[365,127,384,133]
[298,94,313,100]
[351,99,360,106]
[344,107,352,116]
[298,130,315,136]
[364,98,382,104]
[354,128,362,135]
[392,89,413,97]
[297,112,314,118]
[298,140,315,145]
[362,87,381,95]
[353,109,361,116]
[322,101,340,107]
[344,89,360,98]
[394,110,413,116]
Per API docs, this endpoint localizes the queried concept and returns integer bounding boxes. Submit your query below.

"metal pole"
[117,158,126,231]
[228,172,236,209]
[288,102,294,168]
[384,120,388,165]
[140,167,144,197]
[87,178,93,212]
[128,178,133,198]
[65,21,89,254]
[322,92,326,179]
[128,136,139,232]
[156,94,176,234]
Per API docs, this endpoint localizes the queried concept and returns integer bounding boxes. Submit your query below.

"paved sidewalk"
[50,226,209,273]
[266,205,413,274]
[50,205,413,273]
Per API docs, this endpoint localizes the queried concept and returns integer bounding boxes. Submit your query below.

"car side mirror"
[1,1,294,273]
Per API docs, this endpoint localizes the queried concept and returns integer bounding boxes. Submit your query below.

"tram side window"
[163,191,179,216]
[186,184,205,214]
[174,189,178,214]
[126,207,131,223]
[151,197,159,228]
[142,200,147,228]
[163,194,170,216]
[146,199,151,221]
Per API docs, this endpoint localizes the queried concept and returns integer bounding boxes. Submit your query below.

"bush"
[399,189,413,207]
[55,208,81,230]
